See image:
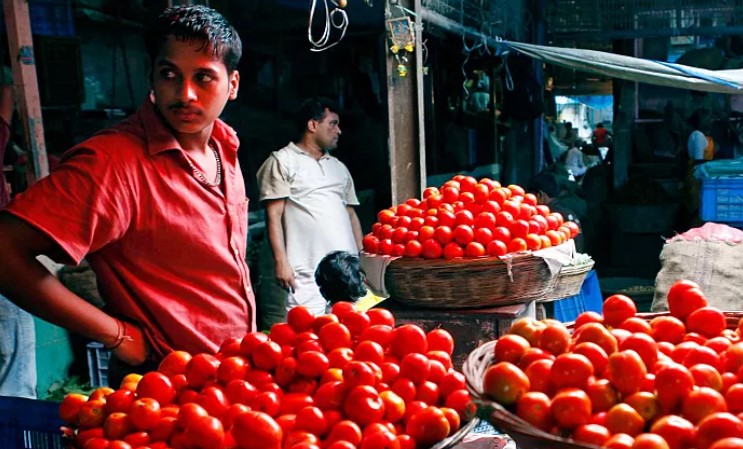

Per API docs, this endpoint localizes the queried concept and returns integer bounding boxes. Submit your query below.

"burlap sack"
[652,225,743,312]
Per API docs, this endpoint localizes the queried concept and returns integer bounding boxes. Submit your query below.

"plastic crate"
[86,342,110,388]
[700,177,743,222]
[0,396,64,449]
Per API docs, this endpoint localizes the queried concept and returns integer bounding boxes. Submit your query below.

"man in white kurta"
[257,98,363,316]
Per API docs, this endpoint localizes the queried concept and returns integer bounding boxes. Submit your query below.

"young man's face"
[310,108,341,151]
[151,35,239,138]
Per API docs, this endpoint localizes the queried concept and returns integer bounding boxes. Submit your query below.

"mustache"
[169,103,201,113]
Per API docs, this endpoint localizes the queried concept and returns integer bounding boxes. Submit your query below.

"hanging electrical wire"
[308,0,349,52]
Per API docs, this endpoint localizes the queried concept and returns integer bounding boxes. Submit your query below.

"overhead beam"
[4,0,48,183]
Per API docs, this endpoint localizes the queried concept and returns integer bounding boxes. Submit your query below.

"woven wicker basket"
[541,259,595,302]
[381,252,558,309]
[462,311,743,449]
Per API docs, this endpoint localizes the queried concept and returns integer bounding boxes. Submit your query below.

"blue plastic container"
[552,270,602,323]
[86,342,110,388]
[700,177,743,222]
[0,396,64,449]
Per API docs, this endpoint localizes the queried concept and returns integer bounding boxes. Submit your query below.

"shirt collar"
[288,142,331,159]
[135,99,240,156]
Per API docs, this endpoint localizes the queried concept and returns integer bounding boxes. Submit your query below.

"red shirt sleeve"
[5,145,132,265]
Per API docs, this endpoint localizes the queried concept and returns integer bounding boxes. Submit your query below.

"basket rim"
[462,311,743,449]
[361,240,575,269]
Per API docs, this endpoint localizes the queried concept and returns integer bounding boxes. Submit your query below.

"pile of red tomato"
[483,280,743,449]
[59,303,476,449]
[362,175,579,259]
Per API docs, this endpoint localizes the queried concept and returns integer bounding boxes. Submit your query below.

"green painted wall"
[34,317,74,398]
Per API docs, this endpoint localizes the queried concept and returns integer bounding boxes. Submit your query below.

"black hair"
[529,173,560,198]
[145,5,242,73]
[295,96,339,137]
[315,251,367,304]
[596,123,604,129]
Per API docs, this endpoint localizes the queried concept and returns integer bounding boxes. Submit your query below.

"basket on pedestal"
[374,251,560,309]
[461,311,743,449]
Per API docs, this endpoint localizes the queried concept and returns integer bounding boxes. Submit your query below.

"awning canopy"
[502,40,743,95]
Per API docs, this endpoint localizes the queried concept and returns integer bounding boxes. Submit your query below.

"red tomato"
[709,439,743,449]
[390,378,417,403]
[197,385,230,418]
[183,415,224,449]
[82,438,111,449]
[655,363,695,413]
[605,403,645,436]
[136,371,175,406]
[572,424,611,446]
[239,332,269,357]
[224,379,258,405]
[696,413,743,449]
[586,378,619,413]
[516,391,552,431]
[682,386,728,424]
[550,353,594,389]
[483,362,530,405]
[404,240,422,257]
[326,420,363,446]
[248,341,281,372]
[327,347,355,369]
[602,294,637,328]
[524,358,554,395]
[666,280,705,319]
[318,322,352,351]
[343,361,377,387]
[619,333,659,370]
[103,412,132,440]
[420,239,443,259]
[355,341,385,365]
[688,307,727,339]
[216,356,250,384]
[509,219,529,240]
[127,397,161,431]
[294,406,328,436]
[649,414,695,449]
[405,407,450,448]
[539,324,570,356]
[378,390,406,423]
[249,391,281,417]
[551,388,591,429]
[462,241,484,257]
[106,442,132,449]
[59,393,89,425]
[366,309,395,328]
[573,342,609,376]
[390,324,427,359]
[78,399,107,429]
[486,239,507,257]
[313,381,346,411]
[343,385,385,427]
[442,186,459,203]
[232,411,282,449]
[183,354,220,389]
[607,350,647,396]
[362,234,380,254]
[506,238,527,253]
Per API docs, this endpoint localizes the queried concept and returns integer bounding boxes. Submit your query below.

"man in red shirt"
[0,5,255,385]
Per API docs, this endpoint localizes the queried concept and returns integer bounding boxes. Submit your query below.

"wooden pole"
[4,0,49,182]
[414,0,426,192]
[385,0,420,205]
